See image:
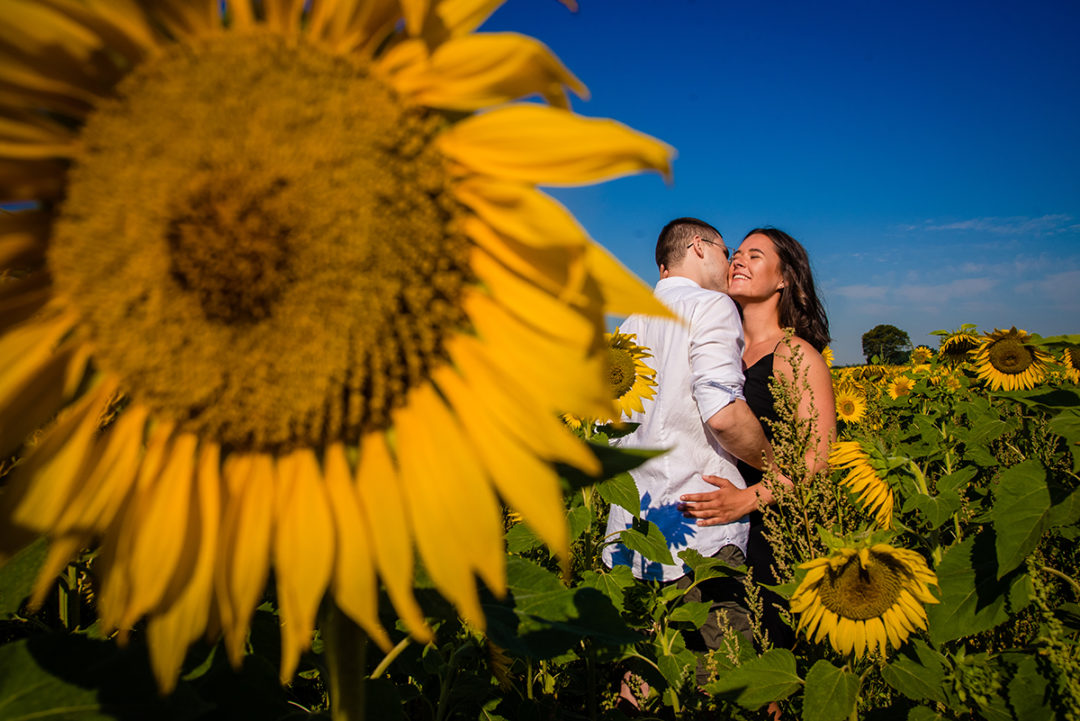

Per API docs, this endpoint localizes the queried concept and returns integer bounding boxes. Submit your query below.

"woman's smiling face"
[728,232,786,304]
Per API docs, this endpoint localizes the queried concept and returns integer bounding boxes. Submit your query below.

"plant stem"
[323,603,368,721]
[1039,564,1080,599]
[369,636,412,679]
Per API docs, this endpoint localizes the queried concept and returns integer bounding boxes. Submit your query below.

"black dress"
[736,353,796,649]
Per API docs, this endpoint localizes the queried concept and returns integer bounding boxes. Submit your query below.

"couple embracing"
[604,217,836,694]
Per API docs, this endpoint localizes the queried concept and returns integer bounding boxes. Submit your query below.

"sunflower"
[607,329,657,419]
[830,441,893,527]
[939,330,980,364]
[834,386,867,424]
[887,375,915,400]
[972,327,1050,391]
[1065,348,1080,384]
[909,346,933,365]
[790,543,939,658]
[0,0,673,691]
[822,346,834,368]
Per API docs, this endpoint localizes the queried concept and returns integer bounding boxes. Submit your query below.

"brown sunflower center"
[1066,348,1080,371]
[840,399,856,416]
[49,33,472,452]
[607,347,637,399]
[987,338,1033,375]
[817,552,905,620]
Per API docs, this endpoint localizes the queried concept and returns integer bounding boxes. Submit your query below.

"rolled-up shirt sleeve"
[689,293,746,422]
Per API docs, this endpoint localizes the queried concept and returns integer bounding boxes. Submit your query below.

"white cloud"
[918,214,1074,236]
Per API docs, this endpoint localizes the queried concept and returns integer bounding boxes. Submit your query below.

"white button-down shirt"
[603,276,750,581]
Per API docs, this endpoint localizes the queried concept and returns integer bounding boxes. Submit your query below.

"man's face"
[697,234,730,292]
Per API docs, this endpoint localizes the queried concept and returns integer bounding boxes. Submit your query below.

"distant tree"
[862,324,912,364]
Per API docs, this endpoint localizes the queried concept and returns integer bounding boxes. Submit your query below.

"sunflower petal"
[146,442,221,693]
[427,0,503,40]
[584,240,673,319]
[324,442,390,649]
[381,33,585,111]
[439,104,673,187]
[273,449,335,683]
[216,452,275,667]
[355,431,431,642]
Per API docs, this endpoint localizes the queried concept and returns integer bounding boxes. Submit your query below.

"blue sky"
[482,0,1080,364]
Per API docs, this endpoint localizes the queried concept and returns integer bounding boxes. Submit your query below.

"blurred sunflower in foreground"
[791,542,938,658]
[0,0,673,691]
[830,441,894,528]
[972,327,1049,391]
[606,329,657,419]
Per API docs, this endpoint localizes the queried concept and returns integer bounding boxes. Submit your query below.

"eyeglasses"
[687,237,729,261]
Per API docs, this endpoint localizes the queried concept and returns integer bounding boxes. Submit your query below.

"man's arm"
[705,398,771,470]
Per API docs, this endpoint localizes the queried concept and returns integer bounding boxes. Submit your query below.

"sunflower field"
[1,1,1079,720]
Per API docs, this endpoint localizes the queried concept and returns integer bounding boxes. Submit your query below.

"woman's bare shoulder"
[772,335,829,375]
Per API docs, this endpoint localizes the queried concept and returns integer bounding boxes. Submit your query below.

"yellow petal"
[393,383,502,626]
[400,0,429,36]
[121,433,198,628]
[151,0,221,39]
[438,104,673,187]
[215,452,275,667]
[462,217,589,303]
[470,246,595,350]
[444,333,599,473]
[355,431,431,642]
[273,449,335,683]
[96,420,175,634]
[263,0,306,33]
[146,442,221,692]
[1,376,116,532]
[584,240,673,319]
[35,0,157,63]
[427,0,503,40]
[454,177,588,249]
[380,33,585,111]
[54,404,149,536]
[324,442,390,649]
[433,364,570,568]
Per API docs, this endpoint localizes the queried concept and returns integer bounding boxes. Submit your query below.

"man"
[603,217,774,688]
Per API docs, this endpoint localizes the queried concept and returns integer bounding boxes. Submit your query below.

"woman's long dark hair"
[743,227,830,352]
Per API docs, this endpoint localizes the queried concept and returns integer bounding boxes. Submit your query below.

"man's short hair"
[655,217,722,270]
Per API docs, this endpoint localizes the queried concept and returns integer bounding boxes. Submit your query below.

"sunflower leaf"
[595,472,640,517]
[803,660,859,721]
[1048,411,1080,472]
[905,490,963,530]
[0,535,47,617]
[927,530,1033,643]
[991,460,1050,577]
[703,648,802,709]
[617,519,674,566]
[881,640,947,703]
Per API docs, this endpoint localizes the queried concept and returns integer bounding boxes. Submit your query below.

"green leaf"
[668,601,712,628]
[0,536,47,617]
[906,707,943,721]
[504,521,542,554]
[567,504,593,541]
[803,660,859,721]
[937,466,978,494]
[557,443,663,492]
[594,472,640,518]
[578,565,635,613]
[991,460,1050,577]
[1006,653,1054,721]
[907,490,963,530]
[0,634,209,721]
[927,530,1033,643]
[881,640,947,703]
[677,548,745,584]
[653,627,695,689]
[704,649,802,710]
[1049,411,1080,472]
[618,519,674,565]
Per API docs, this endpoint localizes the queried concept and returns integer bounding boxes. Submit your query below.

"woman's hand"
[677,475,758,525]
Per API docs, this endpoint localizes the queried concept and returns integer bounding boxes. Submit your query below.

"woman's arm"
[773,336,836,476]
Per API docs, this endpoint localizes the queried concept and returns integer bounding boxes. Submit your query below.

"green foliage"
[3,323,1080,720]
[861,323,913,364]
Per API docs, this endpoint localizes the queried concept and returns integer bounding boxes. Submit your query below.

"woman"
[727,227,836,648]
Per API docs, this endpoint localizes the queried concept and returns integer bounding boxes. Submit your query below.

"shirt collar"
[655,275,702,291]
